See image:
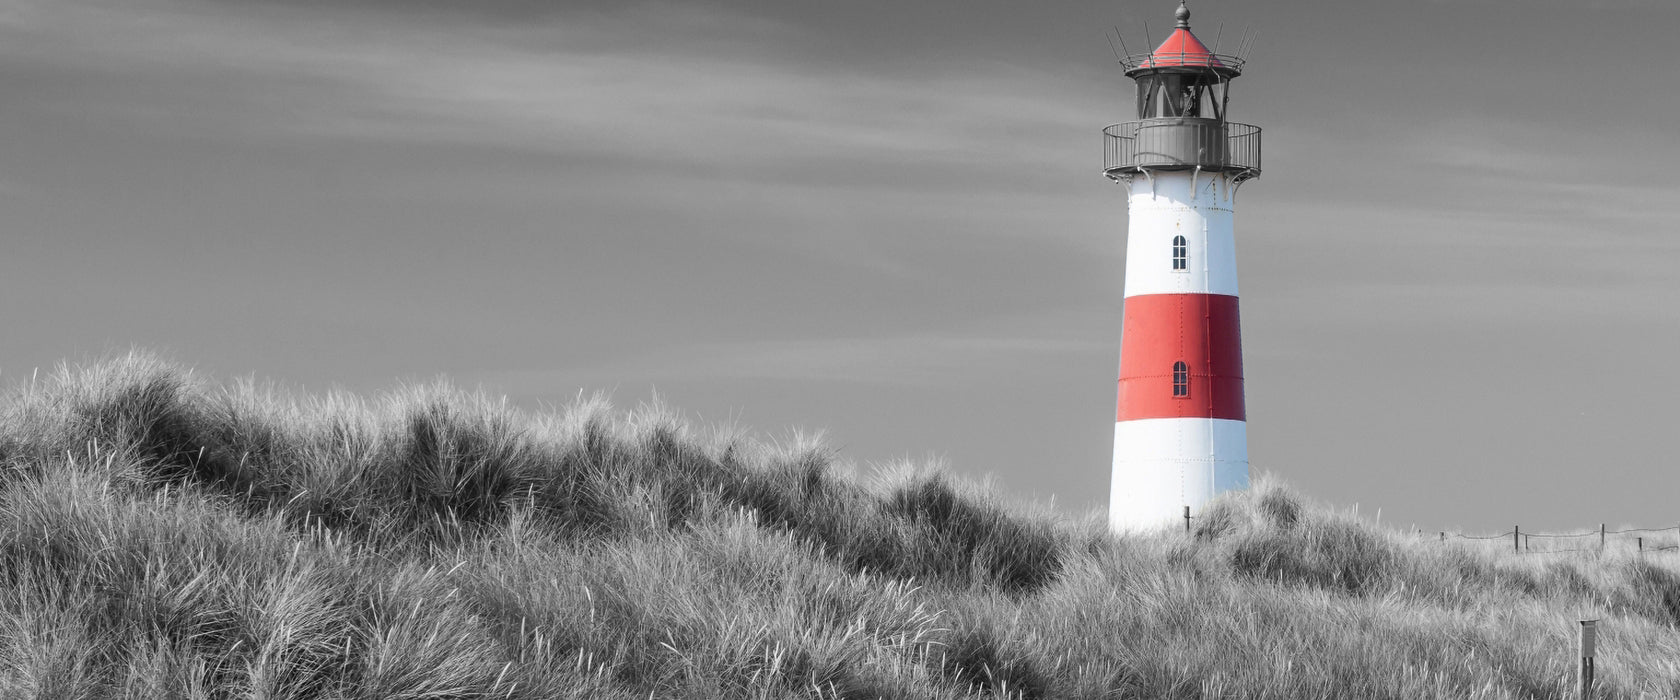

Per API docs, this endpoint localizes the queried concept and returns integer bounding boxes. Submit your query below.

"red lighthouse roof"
[1138,28,1224,70]
[1124,3,1242,76]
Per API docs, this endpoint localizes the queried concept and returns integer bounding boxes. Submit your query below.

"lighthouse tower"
[1104,3,1261,532]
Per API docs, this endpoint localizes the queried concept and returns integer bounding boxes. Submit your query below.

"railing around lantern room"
[1115,51,1247,75]
[1103,119,1261,181]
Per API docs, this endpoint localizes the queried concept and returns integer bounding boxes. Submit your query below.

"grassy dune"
[3,353,1679,699]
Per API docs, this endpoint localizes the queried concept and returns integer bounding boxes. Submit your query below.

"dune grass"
[2,352,1678,698]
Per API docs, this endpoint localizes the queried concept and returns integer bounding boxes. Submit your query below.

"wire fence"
[1428,524,1680,554]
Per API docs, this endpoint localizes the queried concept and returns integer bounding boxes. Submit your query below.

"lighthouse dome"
[1123,3,1242,77]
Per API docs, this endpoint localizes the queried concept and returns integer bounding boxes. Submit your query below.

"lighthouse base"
[1110,418,1249,532]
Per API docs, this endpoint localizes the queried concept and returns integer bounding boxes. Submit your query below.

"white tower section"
[1121,174,1238,298]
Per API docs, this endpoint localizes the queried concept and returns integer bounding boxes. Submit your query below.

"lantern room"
[1125,4,1241,122]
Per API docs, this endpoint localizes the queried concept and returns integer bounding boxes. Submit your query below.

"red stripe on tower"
[1116,293,1245,421]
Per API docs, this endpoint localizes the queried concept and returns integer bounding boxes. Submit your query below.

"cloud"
[199,0,581,22]
[2,0,1098,178]
[465,314,1109,392]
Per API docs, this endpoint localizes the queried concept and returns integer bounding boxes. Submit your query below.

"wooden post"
[1638,537,1643,554]
[1578,619,1597,699]
[1184,505,1191,534]
[1514,525,1521,554]
[1600,523,1606,550]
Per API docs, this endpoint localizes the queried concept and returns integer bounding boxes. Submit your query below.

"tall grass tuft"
[5,353,1680,698]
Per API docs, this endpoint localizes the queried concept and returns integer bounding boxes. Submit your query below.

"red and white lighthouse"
[1104,3,1261,531]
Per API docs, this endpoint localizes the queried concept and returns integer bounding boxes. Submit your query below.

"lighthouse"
[1105,3,1261,532]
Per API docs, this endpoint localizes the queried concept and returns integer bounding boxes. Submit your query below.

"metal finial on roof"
[1175,2,1190,28]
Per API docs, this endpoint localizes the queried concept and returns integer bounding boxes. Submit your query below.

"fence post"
[1638,537,1643,554]
[1578,619,1597,699]
[1600,523,1606,550]
[1184,505,1191,534]
[1514,525,1521,554]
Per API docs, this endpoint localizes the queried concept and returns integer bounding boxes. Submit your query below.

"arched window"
[1172,235,1188,271]
[1172,361,1190,397]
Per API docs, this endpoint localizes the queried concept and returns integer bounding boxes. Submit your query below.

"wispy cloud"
[466,315,1109,392]
[4,0,1097,175]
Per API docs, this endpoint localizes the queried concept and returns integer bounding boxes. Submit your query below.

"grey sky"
[2,0,1676,533]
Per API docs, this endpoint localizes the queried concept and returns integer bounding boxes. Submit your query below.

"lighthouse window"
[1172,361,1190,397]
[1172,236,1188,271]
